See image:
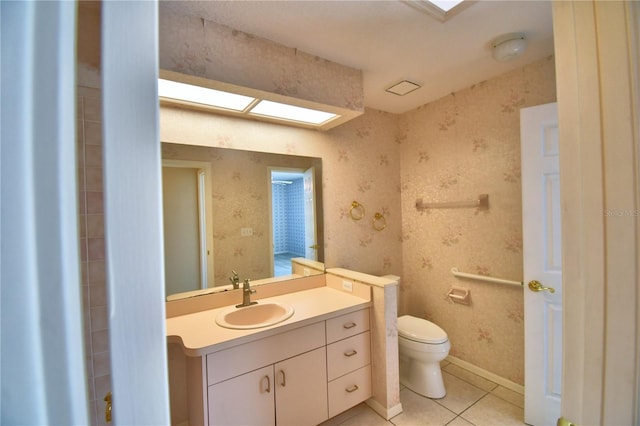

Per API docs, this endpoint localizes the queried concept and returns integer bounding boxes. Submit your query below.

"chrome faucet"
[229,270,240,289]
[236,279,257,308]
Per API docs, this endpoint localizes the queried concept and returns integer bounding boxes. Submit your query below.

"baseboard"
[365,398,403,420]
[445,355,525,395]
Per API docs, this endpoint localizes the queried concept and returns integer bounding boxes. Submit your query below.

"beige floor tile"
[460,394,525,426]
[446,416,475,426]
[436,372,488,414]
[338,407,392,426]
[491,386,524,409]
[391,388,457,426]
[319,403,373,426]
[442,363,498,392]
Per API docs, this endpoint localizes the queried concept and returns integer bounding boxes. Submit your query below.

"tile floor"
[321,361,525,426]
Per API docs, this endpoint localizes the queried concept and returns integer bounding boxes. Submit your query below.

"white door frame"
[102,1,170,424]
[0,1,88,423]
[553,1,640,424]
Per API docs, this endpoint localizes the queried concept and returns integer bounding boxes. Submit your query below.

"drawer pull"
[345,385,359,393]
[343,322,357,329]
[263,375,271,393]
[344,350,358,357]
[279,370,286,387]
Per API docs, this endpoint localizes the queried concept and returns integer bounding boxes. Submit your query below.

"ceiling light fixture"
[158,79,256,111]
[158,77,340,128]
[249,100,337,125]
[386,80,421,96]
[491,32,527,62]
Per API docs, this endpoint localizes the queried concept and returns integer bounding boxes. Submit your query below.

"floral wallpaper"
[399,57,557,385]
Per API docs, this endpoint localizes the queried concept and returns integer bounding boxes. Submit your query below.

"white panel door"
[303,167,318,260]
[521,102,562,425]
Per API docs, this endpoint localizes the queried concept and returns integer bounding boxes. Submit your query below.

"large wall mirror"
[162,142,324,300]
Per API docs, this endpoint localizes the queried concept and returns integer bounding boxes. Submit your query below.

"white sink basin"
[215,302,295,330]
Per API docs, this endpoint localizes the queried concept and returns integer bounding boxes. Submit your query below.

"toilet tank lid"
[398,315,448,344]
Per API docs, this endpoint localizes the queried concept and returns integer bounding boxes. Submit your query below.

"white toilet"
[398,315,451,399]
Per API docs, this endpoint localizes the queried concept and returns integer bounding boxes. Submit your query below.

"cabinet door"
[275,347,328,426]
[208,365,275,426]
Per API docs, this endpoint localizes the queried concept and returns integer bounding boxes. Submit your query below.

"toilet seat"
[398,315,448,344]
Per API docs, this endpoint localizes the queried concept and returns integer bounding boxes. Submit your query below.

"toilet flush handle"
[527,280,555,293]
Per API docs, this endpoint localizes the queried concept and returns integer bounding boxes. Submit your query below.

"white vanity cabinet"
[208,347,327,426]
[208,365,275,426]
[184,306,371,426]
[274,347,328,425]
[204,321,328,426]
[325,309,372,418]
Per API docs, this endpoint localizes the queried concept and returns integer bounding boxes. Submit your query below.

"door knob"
[528,280,555,293]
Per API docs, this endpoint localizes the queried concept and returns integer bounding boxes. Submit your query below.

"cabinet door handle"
[263,375,271,393]
[343,322,357,329]
[279,370,286,387]
[345,385,359,393]
[344,350,358,357]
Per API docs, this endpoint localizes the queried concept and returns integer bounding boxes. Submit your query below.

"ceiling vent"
[386,80,421,96]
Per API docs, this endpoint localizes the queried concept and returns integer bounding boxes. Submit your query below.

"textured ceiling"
[159,0,554,114]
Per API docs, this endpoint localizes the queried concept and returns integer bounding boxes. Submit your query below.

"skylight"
[428,0,464,12]
[408,0,470,22]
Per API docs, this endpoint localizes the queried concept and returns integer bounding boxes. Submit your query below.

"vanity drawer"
[327,331,370,381]
[206,321,325,385]
[327,365,372,418]
[326,308,370,344]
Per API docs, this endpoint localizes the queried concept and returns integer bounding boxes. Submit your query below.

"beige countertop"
[166,286,371,357]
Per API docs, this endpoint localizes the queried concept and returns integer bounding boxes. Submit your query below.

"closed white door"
[521,102,562,425]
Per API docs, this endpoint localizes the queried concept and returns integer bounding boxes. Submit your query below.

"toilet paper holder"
[447,286,470,305]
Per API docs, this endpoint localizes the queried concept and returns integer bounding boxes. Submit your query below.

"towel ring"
[350,201,365,220]
[373,212,386,231]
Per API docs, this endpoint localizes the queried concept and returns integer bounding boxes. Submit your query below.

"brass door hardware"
[528,280,555,293]
[557,417,576,426]
[104,392,112,423]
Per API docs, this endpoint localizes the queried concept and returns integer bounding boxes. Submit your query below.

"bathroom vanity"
[166,283,373,426]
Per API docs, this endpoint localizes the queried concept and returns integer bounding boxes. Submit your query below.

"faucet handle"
[229,271,241,289]
[243,279,256,293]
